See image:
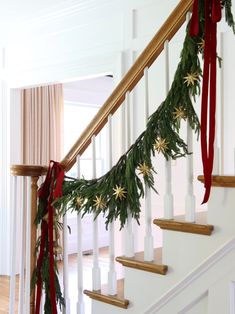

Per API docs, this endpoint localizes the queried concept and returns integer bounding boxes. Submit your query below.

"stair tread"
[153,211,214,235]
[198,175,235,187]
[116,248,168,275]
[84,279,129,309]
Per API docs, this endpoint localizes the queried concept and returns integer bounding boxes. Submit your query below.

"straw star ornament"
[183,72,199,86]
[76,196,84,208]
[137,162,151,177]
[198,38,205,52]
[153,138,169,154]
[113,185,127,200]
[93,196,106,210]
[173,106,187,120]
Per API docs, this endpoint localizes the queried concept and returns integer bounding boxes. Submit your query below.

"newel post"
[10,165,47,314]
[30,175,40,314]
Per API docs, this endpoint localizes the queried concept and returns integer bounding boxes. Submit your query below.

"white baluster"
[107,115,117,295]
[143,67,154,262]
[185,122,196,222]
[40,292,45,314]
[219,32,224,174]
[184,13,196,222]
[63,213,70,314]
[164,40,174,219]
[18,177,26,314]
[234,148,235,175]
[76,155,85,314]
[92,136,101,291]
[213,140,220,175]
[9,176,17,314]
[25,177,32,314]
[124,92,134,258]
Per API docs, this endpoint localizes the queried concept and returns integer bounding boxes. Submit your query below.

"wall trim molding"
[144,236,235,313]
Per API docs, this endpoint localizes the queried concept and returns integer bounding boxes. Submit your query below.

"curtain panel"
[21,84,64,165]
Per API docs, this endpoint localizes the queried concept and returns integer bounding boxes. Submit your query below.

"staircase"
[8,0,235,313]
[87,176,235,314]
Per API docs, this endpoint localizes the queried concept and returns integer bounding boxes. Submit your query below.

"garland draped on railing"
[32,1,235,312]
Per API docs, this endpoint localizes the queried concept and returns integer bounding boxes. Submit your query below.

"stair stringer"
[144,236,235,314]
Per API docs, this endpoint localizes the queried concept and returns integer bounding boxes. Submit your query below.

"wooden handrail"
[10,164,48,177]
[61,0,193,171]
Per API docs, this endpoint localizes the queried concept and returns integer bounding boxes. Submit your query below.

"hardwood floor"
[0,275,19,314]
[0,247,109,314]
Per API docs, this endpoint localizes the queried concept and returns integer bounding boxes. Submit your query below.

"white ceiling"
[0,1,60,26]
[63,75,114,106]
[0,0,96,39]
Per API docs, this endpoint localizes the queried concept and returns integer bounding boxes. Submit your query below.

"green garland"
[33,1,235,312]
[54,5,206,227]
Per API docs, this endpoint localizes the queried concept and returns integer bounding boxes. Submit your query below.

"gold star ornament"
[198,38,205,52]
[173,106,187,121]
[183,72,199,86]
[153,138,169,154]
[93,196,106,210]
[113,185,127,200]
[138,162,151,177]
[76,196,84,208]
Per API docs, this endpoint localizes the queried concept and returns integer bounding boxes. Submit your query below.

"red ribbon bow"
[190,0,221,203]
[35,161,64,314]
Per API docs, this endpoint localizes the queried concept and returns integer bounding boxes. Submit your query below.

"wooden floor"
[0,275,19,314]
[0,247,109,314]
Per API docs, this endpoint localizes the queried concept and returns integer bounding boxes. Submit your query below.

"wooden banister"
[61,0,193,172]
[10,164,48,177]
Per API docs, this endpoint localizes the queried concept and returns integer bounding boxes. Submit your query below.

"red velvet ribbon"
[190,0,221,203]
[35,161,64,314]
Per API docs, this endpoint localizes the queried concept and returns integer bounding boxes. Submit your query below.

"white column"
[164,40,174,219]
[76,155,85,314]
[124,92,134,258]
[25,177,32,314]
[91,136,101,291]
[63,213,70,314]
[9,176,17,314]
[107,115,117,295]
[143,68,154,262]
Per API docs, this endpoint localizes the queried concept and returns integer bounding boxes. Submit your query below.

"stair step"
[84,279,129,309]
[153,211,214,235]
[198,175,235,187]
[116,248,168,275]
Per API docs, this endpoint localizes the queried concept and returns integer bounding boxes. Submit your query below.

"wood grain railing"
[61,0,193,172]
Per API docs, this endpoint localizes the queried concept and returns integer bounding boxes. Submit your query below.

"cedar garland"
[32,1,235,312]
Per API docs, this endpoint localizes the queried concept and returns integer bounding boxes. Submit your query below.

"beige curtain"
[21,84,64,165]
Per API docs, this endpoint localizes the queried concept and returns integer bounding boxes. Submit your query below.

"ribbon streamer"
[35,161,64,314]
[190,0,221,203]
